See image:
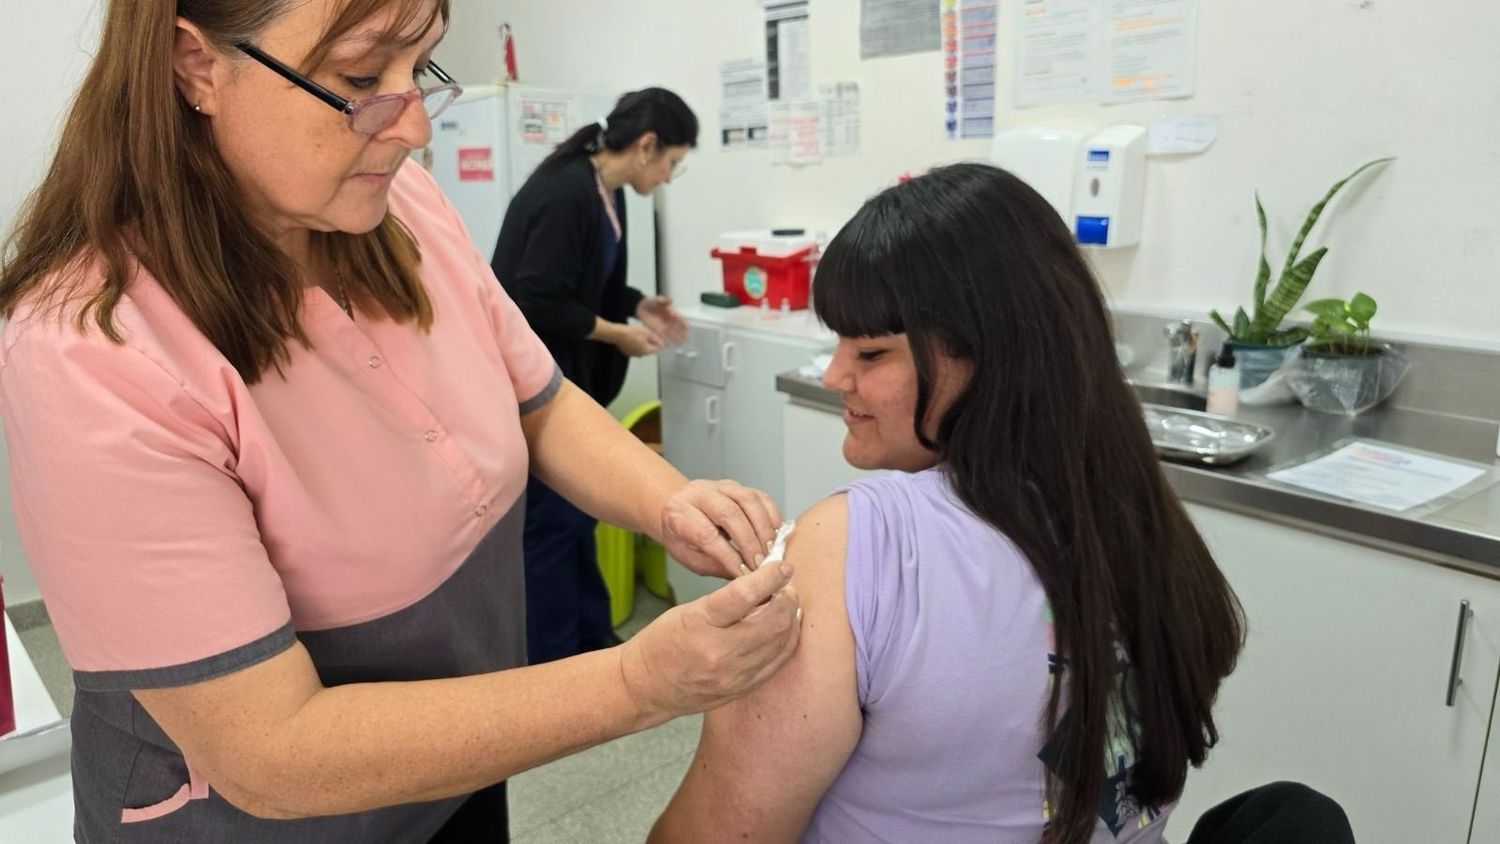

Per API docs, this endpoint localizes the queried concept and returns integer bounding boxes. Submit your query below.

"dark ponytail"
[537,87,699,172]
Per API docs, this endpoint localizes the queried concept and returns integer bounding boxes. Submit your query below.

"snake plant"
[1210,157,1393,346]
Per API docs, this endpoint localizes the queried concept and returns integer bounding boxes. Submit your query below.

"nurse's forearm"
[141,642,670,820]
[522,379,686,541]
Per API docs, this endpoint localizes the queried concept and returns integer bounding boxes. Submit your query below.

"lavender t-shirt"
[802,468,1173,843]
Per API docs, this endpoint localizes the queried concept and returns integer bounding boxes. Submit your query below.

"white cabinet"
[1175,503,1500,844]
[658,378,725,484]
[1473,686,1500,843]
[782,400,875,516]
[659,316,830,602]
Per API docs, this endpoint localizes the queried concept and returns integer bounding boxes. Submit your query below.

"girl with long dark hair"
[653,163,1244,843]
[492,87,699,664]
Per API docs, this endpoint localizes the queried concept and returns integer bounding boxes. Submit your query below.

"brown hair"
[0,0,449,382]
[815,163,1244,843]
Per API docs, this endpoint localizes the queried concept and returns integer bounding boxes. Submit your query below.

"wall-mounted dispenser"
[1071,124,1146,249]
[990,126,1085,224]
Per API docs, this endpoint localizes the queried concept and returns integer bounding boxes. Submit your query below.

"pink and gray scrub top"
[0,161,560,841]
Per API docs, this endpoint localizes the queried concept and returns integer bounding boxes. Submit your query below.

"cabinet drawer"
[658,322,726,387]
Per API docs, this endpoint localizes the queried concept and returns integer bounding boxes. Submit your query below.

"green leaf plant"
[1304,291,1380,356]
[1210,158,1393,347]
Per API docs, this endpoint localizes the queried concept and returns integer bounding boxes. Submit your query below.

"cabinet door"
[1174,503,1500,844]
[782,401,875,516]
[660,375,725,487]
[1471,665,1500,843]
[658,321,726,388]
[720,330,826,506]
[659,376,727,604]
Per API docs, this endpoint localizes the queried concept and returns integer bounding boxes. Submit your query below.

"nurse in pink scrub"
[0,0,799,840]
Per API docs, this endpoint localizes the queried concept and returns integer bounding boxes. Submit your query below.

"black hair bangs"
[812,206,906,339]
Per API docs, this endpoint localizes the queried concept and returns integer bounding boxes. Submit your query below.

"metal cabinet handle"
[721,341,739,373]
[704,395,720,426]
[1446,600,1472,707]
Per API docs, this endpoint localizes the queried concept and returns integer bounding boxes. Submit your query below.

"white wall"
[5,1,1498,602]
[444,0,1500,346]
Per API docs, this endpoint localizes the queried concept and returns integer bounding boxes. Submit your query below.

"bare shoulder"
[783,493,849,595]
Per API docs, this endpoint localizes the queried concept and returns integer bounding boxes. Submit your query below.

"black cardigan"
[492,157,645,406]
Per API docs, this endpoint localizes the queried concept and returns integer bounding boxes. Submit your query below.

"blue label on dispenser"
[1075,216,1110,245]
[1087,148,1110,162]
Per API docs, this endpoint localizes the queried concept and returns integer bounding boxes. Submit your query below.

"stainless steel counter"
[776,370,1500,576]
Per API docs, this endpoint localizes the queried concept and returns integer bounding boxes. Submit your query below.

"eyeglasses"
[235,42,462,136]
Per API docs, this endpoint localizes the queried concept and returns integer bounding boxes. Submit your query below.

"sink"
[1127,380,1207,412]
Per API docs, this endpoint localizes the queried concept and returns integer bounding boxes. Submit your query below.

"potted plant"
[1209,157,1393,390]
[1289,292,1403,415]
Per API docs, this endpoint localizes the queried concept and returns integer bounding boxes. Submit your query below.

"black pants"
[429,781,508,842]
[1186,781,1355,844]
[522,476,615,665]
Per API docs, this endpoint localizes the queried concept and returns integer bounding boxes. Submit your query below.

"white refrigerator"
[425,84,660,415]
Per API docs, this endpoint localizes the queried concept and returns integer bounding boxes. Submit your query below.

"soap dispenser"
[1206,344,1239,416]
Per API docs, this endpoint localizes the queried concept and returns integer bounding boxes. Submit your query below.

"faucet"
[1164,319,1199,386]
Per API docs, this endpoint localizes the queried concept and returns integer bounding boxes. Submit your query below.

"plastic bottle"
[1206,344,1240,416]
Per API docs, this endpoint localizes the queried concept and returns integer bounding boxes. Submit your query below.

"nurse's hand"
[636,296,688,346]
[661,479,782,577]
[620,560,801,718]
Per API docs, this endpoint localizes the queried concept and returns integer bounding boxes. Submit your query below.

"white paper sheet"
[1012,0,1198,108]
[787,98,824,165]
[720,59,770,149]
[766,1,812,101]
[768,100,792,165]
[1267,442,1488,513]
[861,0,941,59]
[1014,0,1097,108]
[1104,0,1197,104]
[519,98,572,146]
[1146,114,1218,155]
[820,82,861,157]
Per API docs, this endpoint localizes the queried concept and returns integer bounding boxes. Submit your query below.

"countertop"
[677,303,837,345]
[776,369,1500,576]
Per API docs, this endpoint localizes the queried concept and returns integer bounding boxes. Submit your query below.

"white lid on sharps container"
[717,230,820,258]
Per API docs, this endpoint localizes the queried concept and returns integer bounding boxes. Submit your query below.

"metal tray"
[1140,403,1276,466]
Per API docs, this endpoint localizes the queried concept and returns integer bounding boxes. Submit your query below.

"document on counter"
[1266,441,1489,512]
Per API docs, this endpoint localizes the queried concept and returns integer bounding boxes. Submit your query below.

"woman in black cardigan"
[493,88,694,664]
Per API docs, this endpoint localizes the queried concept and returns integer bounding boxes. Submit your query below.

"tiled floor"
[6,583,691,842]
[509,584,698,842]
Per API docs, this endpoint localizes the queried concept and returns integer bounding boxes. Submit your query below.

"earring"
[193,103,203,113]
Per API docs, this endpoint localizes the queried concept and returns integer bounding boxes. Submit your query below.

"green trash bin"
[637,535,671,602]
[596,521,636,628]
[594,400,665,627]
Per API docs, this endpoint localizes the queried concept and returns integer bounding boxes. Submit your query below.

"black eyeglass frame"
[234,41,462,135]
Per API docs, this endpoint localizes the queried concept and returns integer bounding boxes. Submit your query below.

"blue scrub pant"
[522,476,616,665]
